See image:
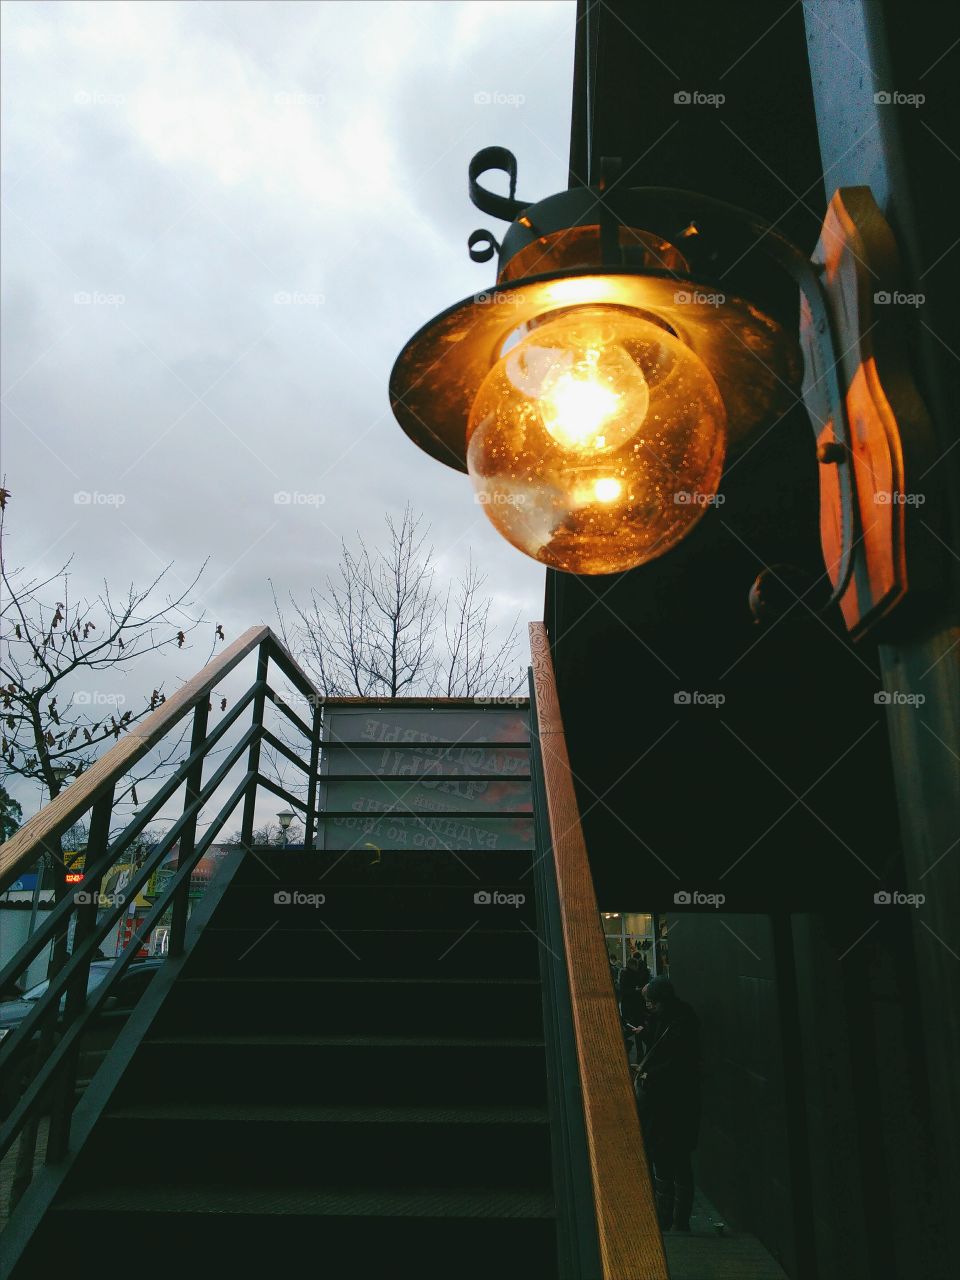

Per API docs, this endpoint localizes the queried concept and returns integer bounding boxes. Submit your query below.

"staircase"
[11,700,566,1278]
[1,629,666,1280]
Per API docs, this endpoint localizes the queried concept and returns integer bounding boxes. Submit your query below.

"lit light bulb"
[467,304,727,574]
[592,477,622,503]
[538,342,650,452]
[542,371,620,446]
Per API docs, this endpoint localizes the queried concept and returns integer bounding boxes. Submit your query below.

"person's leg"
[673,1147,694,1231]
[651,1142,676,1230]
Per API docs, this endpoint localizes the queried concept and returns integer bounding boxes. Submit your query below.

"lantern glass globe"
[466,305,727,574]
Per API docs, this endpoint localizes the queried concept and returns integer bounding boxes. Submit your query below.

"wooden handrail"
[0,625,318,885]
[528,622,668,1280]
[318,696,529,707]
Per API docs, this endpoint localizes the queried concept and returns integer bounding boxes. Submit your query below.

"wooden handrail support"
[0,625,317,887]
[529,623,668,1280]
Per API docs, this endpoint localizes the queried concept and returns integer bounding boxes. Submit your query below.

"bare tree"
[0,490,217,810]
[441,552,525,697]
[273,505,523,698]
[222,822,288,847]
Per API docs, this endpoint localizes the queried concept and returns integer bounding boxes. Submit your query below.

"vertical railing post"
[45,786,115,1164]
[303,697,323,850]
[240,643,270,850]
[10,834,72,1208]
[169,701,209,958]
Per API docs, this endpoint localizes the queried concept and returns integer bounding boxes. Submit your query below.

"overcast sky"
[1,0,576,820]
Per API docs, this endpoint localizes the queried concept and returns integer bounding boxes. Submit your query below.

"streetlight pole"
[276,810,295,848]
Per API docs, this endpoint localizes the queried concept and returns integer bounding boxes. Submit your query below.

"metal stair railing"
[0,626,322,1217]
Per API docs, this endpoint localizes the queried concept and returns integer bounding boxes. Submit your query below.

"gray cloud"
[2,0,575,821]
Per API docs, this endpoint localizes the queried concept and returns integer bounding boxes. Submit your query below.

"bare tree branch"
[278,504,525,699]
[0,494,218,805]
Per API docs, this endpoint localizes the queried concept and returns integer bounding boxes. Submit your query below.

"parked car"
[0,957,163,1116]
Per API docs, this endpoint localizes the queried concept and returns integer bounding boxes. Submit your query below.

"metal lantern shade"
[390,166,803,476]
[390,265,800,474]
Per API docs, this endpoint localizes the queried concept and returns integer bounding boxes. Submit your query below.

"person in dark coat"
[618,957,651,1057]
[634,976,700,1232]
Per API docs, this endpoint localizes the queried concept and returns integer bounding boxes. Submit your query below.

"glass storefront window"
[600,910,657,968]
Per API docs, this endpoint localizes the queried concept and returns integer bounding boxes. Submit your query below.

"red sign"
[118,913,151,959]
